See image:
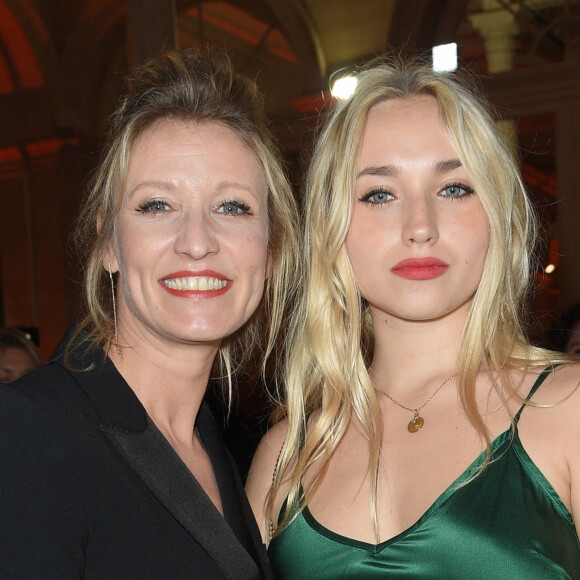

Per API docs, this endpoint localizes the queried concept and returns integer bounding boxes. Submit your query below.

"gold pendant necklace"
[380,373,458,433]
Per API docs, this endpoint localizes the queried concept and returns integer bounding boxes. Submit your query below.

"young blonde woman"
[246,58,580,578]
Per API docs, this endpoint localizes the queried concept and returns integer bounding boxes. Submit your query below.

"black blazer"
[0,329,272,579]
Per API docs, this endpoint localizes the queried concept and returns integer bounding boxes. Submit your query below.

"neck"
[108,321,220,443]
[369,308,466,398]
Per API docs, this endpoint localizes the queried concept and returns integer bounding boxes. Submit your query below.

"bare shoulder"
[545,363,580,523]
[517,362,580,521]
[245,418,289,540]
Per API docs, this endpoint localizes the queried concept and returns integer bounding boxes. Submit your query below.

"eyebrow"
[127,180,175,198]
[356,159,463,179]
[434,159,463,172]
[127,180,262,199]
[356,165,398,179]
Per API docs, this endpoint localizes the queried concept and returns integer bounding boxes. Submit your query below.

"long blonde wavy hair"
[267,56,558,538]
[71,49,300,391]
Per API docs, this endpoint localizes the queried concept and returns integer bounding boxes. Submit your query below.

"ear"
[102,246,119,275]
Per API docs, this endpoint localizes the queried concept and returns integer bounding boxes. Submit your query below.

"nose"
[174,210,219,260]
[401,195,438,245]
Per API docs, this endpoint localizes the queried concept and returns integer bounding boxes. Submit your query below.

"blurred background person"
[0,326,42,382]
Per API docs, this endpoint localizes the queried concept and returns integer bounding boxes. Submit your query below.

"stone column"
[469,1,520,153]
[469,0,519,72]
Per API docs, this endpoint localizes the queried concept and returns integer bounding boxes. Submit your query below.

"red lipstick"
[391,258,449,280]
[159,270,232,297]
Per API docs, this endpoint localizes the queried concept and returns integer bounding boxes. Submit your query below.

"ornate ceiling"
[0,1,578,145]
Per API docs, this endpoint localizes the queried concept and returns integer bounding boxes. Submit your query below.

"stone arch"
[258,0,324,90]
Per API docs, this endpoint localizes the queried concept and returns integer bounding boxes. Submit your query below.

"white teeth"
[163,276,228,291]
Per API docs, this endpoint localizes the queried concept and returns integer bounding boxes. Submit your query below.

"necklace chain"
[379,373,458,433]
[381,373,458,413]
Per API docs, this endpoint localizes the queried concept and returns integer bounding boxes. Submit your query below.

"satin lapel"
[196,404,272,579]
[100,416,260,580]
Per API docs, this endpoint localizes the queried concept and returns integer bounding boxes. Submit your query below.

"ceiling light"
[432,43,458,72]
[330,75,358,100]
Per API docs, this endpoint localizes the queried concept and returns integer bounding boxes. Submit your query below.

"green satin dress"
[269,368,580,579]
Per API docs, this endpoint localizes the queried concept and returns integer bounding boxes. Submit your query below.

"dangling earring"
[108,262,120,354]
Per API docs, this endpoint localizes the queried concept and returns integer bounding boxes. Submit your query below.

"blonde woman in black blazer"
[0,49,298,579]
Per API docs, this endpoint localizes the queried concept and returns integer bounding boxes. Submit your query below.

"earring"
[108,263,120,354]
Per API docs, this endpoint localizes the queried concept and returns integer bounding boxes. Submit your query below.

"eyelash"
[440,182,474,199]
[358,188,394,207]
[136,199,171,215]
[215,199,252,216]
[359,182,475,207]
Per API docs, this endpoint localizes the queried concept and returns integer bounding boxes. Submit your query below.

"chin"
[176,324,245,345]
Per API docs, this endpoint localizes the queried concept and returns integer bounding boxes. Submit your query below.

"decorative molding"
[482,59,580,116]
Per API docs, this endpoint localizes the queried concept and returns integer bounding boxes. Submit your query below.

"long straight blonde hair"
[267,56,557,539]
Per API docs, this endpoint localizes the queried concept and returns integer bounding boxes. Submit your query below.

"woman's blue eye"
[441,184,474,198]
[370,192,389,203]
[361,190,394,205]
[137,200,171,214]
[216,201,252,215]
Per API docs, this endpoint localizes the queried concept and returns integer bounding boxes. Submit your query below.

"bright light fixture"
[432,43,458,72]
[331,75,358,100]
[545,264,556,274]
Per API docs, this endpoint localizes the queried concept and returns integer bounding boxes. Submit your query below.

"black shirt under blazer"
[0,329,272,579]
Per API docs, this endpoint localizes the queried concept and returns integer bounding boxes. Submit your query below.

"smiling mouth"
[163,276,228,292]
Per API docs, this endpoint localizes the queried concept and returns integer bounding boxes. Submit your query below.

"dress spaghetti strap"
[513,363,560,424]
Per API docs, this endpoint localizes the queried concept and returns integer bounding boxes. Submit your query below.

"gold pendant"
[407,411,424,433]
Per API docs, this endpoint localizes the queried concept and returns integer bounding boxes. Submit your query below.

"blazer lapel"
[196,404,272,579]
[101,416,260,580]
